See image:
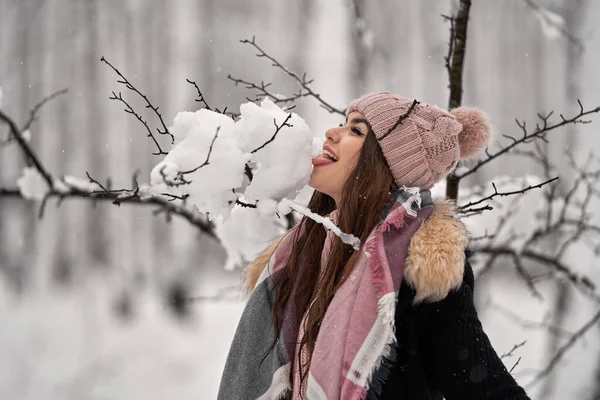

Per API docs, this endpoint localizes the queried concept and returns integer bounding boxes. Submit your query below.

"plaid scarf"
[218,189,434,400]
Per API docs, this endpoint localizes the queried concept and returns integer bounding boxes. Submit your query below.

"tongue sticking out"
[312,156,335,167]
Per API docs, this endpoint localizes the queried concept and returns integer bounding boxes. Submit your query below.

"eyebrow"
[346,117,371,129]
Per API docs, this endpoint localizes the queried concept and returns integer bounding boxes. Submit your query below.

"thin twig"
[239,36,346,116]
[378,100,420,141]
[0,109,54,188]
[525,308,600,388]
[458,177,559,213]
[457,103,600,180]
[186,79,212,111]
[101,56,174,145]
[250,114,292,154]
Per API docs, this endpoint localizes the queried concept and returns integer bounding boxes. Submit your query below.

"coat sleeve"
[414,260,531,400]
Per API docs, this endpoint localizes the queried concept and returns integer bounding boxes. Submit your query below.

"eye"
[339,123,344,127]
[351,127,364,136]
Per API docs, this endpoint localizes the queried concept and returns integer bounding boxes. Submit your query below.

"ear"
[404,198,469,303]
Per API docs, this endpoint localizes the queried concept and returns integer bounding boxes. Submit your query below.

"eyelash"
[339,123,364,136]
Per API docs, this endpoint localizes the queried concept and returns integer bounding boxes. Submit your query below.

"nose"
[325,126,342,143]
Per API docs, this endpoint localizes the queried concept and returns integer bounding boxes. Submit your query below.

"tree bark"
[445,0,472,201]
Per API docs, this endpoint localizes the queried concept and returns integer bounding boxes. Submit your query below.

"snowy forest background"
[1,0,600,399]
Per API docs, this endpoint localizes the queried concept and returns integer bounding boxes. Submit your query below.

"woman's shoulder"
[403,197,470,304]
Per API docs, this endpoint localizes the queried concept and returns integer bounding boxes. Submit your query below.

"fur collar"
[245,198,469,303]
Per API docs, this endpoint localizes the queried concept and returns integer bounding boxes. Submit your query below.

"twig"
[522,0,585,51]
[501,341,527,359]
[509,357,522,374]
[227,75,311,105]
[250,114,292,154]
[2,89,69,147]
[108,90,168,156]
[378,100,420,141]
[0,178,217,239]
[179,126,221,175]
[458,177,558,213]
[0,109,53,188]
[239,37,346,116]
[101,56,175,145]
[186,79,212,111]
[457,102,600,180]
[472,245,599,303]
[236,200,257,208]
[525,308,600,388]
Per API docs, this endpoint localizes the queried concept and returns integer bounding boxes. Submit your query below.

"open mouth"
[322,148,338,162]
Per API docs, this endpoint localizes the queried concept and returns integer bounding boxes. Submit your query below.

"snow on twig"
[280,198,361,250]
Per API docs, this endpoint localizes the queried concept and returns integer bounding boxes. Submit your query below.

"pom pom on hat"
[451,107,492,159]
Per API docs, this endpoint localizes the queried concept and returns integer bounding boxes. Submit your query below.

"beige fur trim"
[246,198,469,302]
[404,198,469,303]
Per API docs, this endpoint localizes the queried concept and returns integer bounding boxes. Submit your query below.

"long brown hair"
[269,130,396,389]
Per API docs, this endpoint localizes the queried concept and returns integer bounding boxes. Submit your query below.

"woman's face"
[309,111,369,204]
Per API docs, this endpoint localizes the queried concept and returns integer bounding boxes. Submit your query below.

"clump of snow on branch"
[237,100,314,203]
[280,198,362,250]
[150,99,315,219]
[532,6,566,39]
[16,167,48,201]
[214,207,286,271]
[150,110,249,218]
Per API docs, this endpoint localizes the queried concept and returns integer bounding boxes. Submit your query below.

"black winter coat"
[376,255,531,399]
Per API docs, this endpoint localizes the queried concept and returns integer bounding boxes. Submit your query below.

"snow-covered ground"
[0,279,245,400]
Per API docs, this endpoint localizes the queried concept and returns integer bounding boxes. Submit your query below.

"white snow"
[62,175,103,193]
[150,100,314,220]
[532,6,566,39]
[280,198,361,250]
[0,86,3,108]
[214,206,286,271]
[238,99,314,203]
[150,109,249,219]
[16,167,49,201]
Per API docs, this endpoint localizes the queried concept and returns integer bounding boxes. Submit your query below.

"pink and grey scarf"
[218,188,434,400]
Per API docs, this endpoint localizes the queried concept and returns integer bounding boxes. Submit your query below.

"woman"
[218,92,530,399]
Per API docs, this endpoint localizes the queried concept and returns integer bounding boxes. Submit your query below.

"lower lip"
[312,156,336,167]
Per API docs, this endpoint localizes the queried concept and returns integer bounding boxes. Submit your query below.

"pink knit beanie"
[347,92,492,189]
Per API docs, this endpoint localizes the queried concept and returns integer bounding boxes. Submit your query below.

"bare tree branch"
[457,102,600,180]
[522,0,585,51]
[108,90,168,156]
[101,56,175,146]
[0,177,217,239]
[2,88,69,147]
[186,79,213,111]
[525,308,600,388]
[0,109,53,188]
[472,246,599,303]
[228,75,311,105]
[237,36,346,116]
[458,177,559,214]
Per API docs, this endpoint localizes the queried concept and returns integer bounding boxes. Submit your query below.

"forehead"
[347,111,366,121]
